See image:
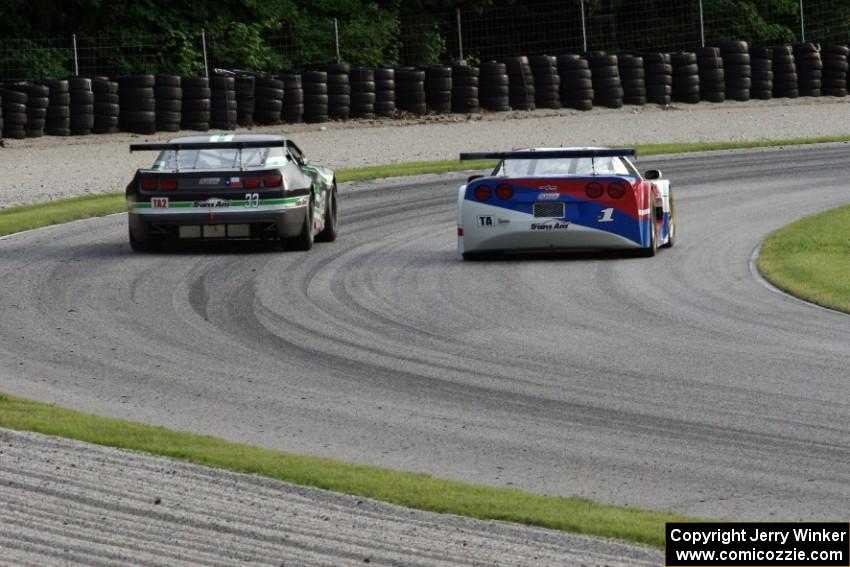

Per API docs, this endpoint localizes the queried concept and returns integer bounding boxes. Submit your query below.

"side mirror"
[467,174,484,183]
[644,169,662,180]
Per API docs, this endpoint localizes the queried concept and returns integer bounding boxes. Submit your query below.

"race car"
[456,148,674,259]
[126,133,337,252]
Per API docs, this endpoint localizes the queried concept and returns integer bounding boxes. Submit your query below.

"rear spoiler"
[130,139,303,173]
[459,149,636,160]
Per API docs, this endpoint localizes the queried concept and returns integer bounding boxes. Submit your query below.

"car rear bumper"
[129,202,308,239]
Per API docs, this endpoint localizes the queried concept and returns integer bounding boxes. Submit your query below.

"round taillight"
[586,182,604,199]
[607,182,626,199]
[495,183,513,200]
[141,179,157,191]
[473,185,492,201]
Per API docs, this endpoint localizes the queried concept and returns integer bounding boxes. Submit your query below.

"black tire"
[316,185,338,242]
[662,191,675,248]
[283,200,314,251]
[129,225,159,252]
[636,205,658,257]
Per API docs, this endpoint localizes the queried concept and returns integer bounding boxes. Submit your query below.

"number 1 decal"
[598,207,614,223]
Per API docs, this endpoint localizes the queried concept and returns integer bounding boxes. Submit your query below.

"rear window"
[152,147,289,170]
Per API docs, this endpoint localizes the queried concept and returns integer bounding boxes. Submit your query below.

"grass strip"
[757,205,850,313]
[0,393,686,548]
[3,136,850,238]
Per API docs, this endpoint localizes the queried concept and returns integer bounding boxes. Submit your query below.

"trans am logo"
[530,221,569,231]
[193,198,231,208]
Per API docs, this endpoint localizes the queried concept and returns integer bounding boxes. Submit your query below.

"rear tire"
[316,185,338,242]
[128,225,159,253]
[662,191,676,248]
[283,201,314,251]
[636,206,658,257]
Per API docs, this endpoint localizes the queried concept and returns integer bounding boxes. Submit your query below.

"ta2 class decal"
[151,197,169,209]
[477,215,495,227]
[597,207,615,223]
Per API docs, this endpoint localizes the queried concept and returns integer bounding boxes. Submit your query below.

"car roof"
[167,133,286,144]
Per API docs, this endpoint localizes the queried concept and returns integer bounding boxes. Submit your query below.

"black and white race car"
[126,133,338,252]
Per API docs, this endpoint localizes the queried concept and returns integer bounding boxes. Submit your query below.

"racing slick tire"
[316,185,338,243]
[283,200,314,251]
[636,206,658,257]
[128,225,160,253]
[662,192,676,248]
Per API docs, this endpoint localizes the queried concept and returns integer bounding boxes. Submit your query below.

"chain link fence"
[1,0,848,81]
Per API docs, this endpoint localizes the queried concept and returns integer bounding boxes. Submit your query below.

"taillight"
[141,179,157,191]
[263,174,282,188]
[586,182,604,199]
[607,182,626,199]
[473,185,491,201]
[495,183,513,200]
[244,177,262,189]
[159,179,178,191]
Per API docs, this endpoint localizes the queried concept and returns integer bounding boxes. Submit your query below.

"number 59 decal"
[244,193,259,208]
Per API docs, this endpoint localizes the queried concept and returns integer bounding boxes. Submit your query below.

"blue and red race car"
[456,148,675,259]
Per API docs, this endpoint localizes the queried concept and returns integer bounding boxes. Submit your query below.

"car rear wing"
[130,139,304,173]
[459,149,636,161]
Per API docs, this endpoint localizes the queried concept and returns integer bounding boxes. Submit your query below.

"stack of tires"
[349,67,376,119]
[92,77,119,134]
[530,55,560,109]
[749,48,773,100]
[279,73,303,123]
[643,52,672,105]
[68,78,94,135]
[503,56,535,110]
[374,66,396,117]
[210,75,237,130]
[772,45,799,98]
[618,54,646,105]
[451,64,480,113]
[254,75,284,124]
[716,41,751,101]
[424,65,452,113]
[8,83,49,137]
[181,76,211,131]
[820,44,848,97]
[0,94,3,140]
[396,67,426,114]
[671,52,700,103]
[154,74,181,132]
[42,79,70,136]
[557,55,593,111]
[235,74,255,126]
[697,47,725,102]
[0,87,26,139]
[478,61,510,111]
[118,75,155,134]
[588,54,623,108]
[302,71,329,123]
[326,63,350,120]
[794,42,822,97]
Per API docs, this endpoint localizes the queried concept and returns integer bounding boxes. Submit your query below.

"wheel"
[128,224,159,253]
[316,185,338,243]
[282,199,314,251]
[636,205,658,257]
[662,191,676,248]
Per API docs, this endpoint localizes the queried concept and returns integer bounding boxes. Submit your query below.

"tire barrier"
[68,77,94,135]
[424,64,452,113]
[396,67,426,114]
[349,67,376,119]
[42,78,71,136]
[772,45,799,98]
[0,92,3,140]
[697,46,725,103]
[7,82,49,137]
[210,74,237,130]
[557,54,593,111]
[589,54,623,108]
[325,63,351,120]
[530,55,560,109]
[0,87,26,139]
[180,76,210,131]
[794,42,822,97]
[374,66,396,117]
[502,55,535,110]
[302,70,329,123]
[716,40,751,101]
[618,54,646,106]
[749,47,773,100]
[451,64,480,113]
[118,75,156,134]
[643,52,672,105]
[671,51,700,104]
[153,74,182,132]
[478,61,510,111]
[279,73,303,123]
[92,77,119,134]
[253,75,284,125]
[820,44,848,97]
[235,74,255,126]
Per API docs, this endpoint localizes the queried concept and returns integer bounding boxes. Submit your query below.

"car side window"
[287,146,305,165]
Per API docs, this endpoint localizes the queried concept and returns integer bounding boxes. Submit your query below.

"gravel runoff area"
[2,95,850,209]
[1,97,848,565]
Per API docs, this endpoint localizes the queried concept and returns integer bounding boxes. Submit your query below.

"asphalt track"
[1,144,849,525]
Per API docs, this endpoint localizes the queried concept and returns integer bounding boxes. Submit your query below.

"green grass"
[0,393,686,548]
[757,205,850,313]
[0,193,125,236]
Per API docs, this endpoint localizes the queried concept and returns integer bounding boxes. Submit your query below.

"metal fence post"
[72,34,79,76]
[201,29,209,78]
[456,8,464,61]
[699,0,705,47]
[334,18,340,63]
[580,0,587,52]
[799,0,806,42]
